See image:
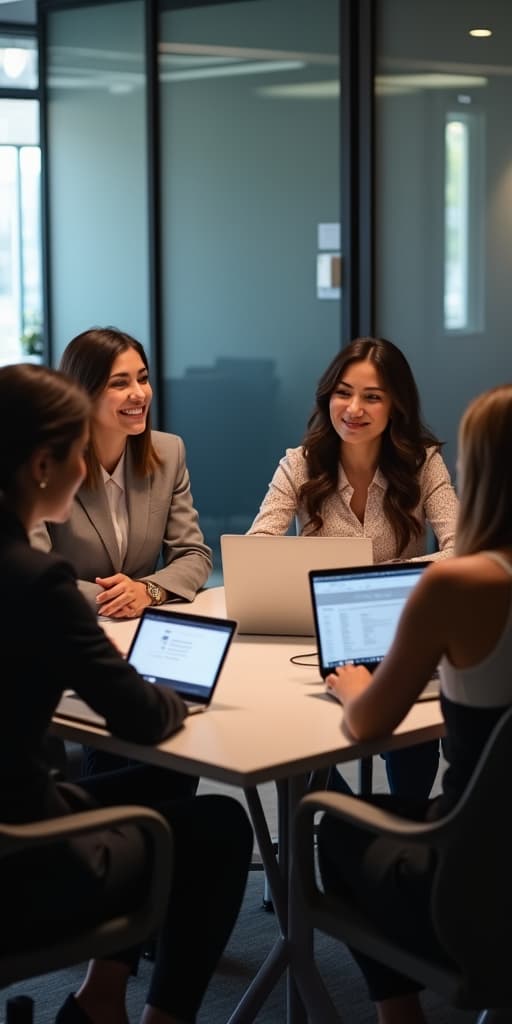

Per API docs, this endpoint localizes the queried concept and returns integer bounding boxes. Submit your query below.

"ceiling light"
[109,82,134,95]
[376,72,487,96]
[257,80,338,100]
[159,60,305,84]
[2,47,28,79]
[469,28,492,37]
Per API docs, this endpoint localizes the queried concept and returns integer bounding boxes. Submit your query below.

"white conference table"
[51,586,445,1024]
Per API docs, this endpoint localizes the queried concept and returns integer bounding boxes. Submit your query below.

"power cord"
[289,651,319,667]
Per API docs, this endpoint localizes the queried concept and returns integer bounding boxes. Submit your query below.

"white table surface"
[52,586,444,786]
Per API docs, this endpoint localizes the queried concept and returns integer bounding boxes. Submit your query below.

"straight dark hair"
[300,337,441,554]
[60,327,162,488]
[0,363,90,492]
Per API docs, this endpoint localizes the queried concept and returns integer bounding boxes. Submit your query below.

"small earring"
[39,479,48,490]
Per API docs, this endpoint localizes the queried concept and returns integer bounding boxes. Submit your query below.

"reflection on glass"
[158,0,341,572]
[0,37,38,90]
[444,118,468,329]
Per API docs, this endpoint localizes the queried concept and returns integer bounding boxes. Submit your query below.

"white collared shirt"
[101,451,128,563]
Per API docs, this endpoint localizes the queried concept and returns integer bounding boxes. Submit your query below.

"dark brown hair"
[0,363,90,491]
[60,327,161,487]
[456,384,512,556]
[300,337,441,553]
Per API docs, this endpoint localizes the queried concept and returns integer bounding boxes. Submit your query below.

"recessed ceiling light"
[2,48,28,79]
[469,28,492,37]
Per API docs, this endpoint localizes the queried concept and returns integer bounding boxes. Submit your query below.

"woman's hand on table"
[95,574,151,619]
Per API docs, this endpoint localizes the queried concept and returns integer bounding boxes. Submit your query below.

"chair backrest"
[0,805,172,988]
[430,705,512,1005]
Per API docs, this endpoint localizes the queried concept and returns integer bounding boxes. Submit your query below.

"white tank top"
[440,551,512,708]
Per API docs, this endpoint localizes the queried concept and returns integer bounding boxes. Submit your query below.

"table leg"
[284,776,309,1024]
[245,786,287,931]
[227,779,310,1024]
[225,785,290,1023]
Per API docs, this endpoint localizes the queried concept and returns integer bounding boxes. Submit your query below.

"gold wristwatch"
[145,580,167,606]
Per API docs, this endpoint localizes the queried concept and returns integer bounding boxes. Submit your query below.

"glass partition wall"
[43,0,342,572]
[45,1,150,362]
[374,0,511,471]
[158,0,341,557]
[40,0,512,567]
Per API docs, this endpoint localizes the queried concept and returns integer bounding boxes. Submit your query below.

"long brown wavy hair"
[60,327,162,488]
[300,337,441,554]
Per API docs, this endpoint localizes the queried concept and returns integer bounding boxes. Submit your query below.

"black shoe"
[55,995,92,1024]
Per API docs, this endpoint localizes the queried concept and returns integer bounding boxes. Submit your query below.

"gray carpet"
[2,870,478,1023]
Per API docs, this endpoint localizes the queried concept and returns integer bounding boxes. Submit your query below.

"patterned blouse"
[248,445,458,562]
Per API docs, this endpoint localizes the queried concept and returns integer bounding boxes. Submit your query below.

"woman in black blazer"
[0,363,252,1024]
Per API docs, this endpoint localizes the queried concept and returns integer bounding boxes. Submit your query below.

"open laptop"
[221,534,373,636]
[56,608,237,726]
[309,562,439,701]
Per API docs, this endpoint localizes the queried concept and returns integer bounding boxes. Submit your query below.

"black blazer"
[0,503,187,825]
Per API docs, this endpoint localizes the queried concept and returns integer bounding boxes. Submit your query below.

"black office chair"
[0,805,173,1024]
[291,705,512,1023]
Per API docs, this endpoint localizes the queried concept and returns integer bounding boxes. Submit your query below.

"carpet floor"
[2,869,479,1024]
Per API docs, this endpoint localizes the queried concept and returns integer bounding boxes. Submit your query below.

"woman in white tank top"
[318,384,512,1024]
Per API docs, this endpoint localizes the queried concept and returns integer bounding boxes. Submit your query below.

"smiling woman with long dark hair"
[250,336,457,560]
[32,326,212,621]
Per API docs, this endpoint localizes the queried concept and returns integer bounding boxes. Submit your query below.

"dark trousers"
[78,766,253,1021]
[329,740,440,799]
[81,746,199,798]
[317,793,441,1002]
[381,740,440,798]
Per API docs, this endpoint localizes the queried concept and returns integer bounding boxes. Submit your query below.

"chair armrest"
[0,805,172,919]
[299,790,458,842]
[0,805,170,854]
[0,806,173,985]
[293,791,453,924]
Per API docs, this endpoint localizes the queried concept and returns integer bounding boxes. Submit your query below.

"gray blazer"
[31,431,212,609]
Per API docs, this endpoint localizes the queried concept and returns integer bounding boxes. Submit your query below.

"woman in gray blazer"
[32,326,212,619]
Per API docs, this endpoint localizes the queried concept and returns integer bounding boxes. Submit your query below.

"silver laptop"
[309,562,439,701]
[56,608,237,726]
[221,534,373,636]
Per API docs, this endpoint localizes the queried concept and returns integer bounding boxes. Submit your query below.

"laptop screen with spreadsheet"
[309,562,429,677]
